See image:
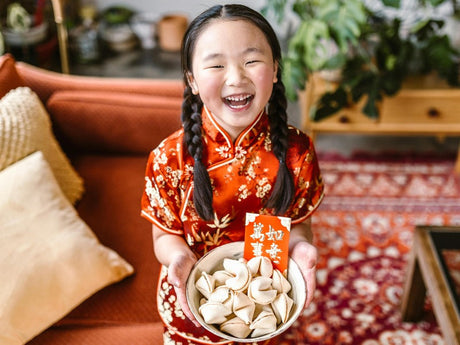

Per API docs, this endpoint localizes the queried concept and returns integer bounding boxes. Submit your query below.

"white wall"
[94,0,265,20]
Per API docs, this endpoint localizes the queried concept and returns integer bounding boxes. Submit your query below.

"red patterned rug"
[280,152,460,345]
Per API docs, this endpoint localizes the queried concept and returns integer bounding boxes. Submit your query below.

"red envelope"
[244,213,291,272]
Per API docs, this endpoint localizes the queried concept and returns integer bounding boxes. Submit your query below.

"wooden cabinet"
[300,73,460,172]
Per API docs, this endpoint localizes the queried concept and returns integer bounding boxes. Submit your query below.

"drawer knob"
[339,115,350,123]
[427,108,440,118]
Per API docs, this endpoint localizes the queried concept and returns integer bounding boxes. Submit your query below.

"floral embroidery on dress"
[256,177,272,199]
[244,154,261,180]
[264,134,272,152]
[238,184,251,201]
[235,146,247,161]
[198,229,224,251]
[165,166,182,188]
[163,330,179,345]
[152,150,169,170]
[158,279,174,324]
[207,212,233,230]
[144,177,177,229]
[215,145,231,159]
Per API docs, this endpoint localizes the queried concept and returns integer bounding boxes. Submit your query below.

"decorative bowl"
[186,241,306,342]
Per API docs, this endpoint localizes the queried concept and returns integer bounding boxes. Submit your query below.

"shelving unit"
[300,73,460,172]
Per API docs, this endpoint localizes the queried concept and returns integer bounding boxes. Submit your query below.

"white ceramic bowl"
[186,241,306,342]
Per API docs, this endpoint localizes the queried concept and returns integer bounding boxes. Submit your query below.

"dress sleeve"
[140,146,184,235]
[287,135,324,224]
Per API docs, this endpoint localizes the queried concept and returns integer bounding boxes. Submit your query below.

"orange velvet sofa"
[0,54,183,344]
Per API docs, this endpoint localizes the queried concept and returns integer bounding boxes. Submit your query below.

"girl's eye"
[208,65,224,69]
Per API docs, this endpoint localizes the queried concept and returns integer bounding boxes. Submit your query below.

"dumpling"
[253,303,273,317]
[271,269,291,294]
[232,291,255,324]
[199,300,231,324]
[223,258,251,292]
[249,309,277,337]
[247,256,273,278]
[212,270,233,287]
[209,286,234,311]
[247,277,277,305]
[271,292,293,324]
[220,316,252,338]
[195,271,215,299]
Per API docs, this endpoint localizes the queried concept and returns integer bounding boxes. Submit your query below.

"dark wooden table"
[401,226,460,345]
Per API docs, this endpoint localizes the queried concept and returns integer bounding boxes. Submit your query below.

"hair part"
[180,4,294,220]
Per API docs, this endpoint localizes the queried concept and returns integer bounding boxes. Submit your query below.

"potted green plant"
[263,0,368,99]
[2,2,49,47]
[263,0,460,120]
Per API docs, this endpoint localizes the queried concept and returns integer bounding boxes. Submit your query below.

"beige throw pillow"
[0,151,134,345]
[0,87,84,204]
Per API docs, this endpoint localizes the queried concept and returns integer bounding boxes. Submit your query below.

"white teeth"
[229,103,246,109]
[226,95,250,102]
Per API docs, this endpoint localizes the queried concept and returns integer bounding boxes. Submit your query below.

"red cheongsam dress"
[141,106,324,344]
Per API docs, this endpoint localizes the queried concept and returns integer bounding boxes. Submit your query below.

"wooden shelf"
[300,73,460,172]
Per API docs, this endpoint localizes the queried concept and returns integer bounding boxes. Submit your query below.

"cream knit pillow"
[0,87,83,203]
[0,151,134,344]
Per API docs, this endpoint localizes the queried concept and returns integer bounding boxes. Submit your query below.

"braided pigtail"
[265,72,295,215]
[181,87,214,221]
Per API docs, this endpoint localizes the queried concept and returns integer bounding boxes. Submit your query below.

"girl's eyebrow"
[203,53,223,61]
[203,47,265,61]
[244,47,265,54]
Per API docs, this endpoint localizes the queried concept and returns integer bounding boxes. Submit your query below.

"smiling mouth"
[224,94,254,109]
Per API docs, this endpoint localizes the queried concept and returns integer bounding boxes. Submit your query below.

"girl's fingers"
[167,254,200,327]
[303,265,316,307]
[290,241,318,308]
[173,285,201,327]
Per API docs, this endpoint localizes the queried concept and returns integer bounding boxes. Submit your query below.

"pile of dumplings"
[195,256,294,339]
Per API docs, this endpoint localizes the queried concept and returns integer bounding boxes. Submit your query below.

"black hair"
[181,4,294,220]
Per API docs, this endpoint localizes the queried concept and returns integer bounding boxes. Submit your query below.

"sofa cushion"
[0,54,26,99]
[46,90,182,154]
[54,155,161,324]
[0,87,84,204]
[28,322,164,345]
[0,151,134,345]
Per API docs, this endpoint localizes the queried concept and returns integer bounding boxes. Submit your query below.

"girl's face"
[187,19,278,141]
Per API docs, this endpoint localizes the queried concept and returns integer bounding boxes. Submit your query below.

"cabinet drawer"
[309,103,377,125]
[381,89,460,124]
[303,86,376,126]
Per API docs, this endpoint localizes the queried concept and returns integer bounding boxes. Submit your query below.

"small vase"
[130,13,158,49]
[157,14,188,52]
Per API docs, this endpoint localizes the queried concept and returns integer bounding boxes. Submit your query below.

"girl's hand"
[167,252,200,327]
[289,220,317,308]
[290,240,318,308]
[152,225,201,327]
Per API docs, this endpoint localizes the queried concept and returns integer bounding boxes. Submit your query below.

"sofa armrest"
[0,54,26,98]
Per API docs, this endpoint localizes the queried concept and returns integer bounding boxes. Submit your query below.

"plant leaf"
[281,57,307,101]
[312,87,348,121]
[361,80,382,119]
[382,0,401,8]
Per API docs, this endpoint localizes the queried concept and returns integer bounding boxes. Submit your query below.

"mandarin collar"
[202,106,268,150]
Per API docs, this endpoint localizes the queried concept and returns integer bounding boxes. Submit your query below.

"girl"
[141,4,324,344]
